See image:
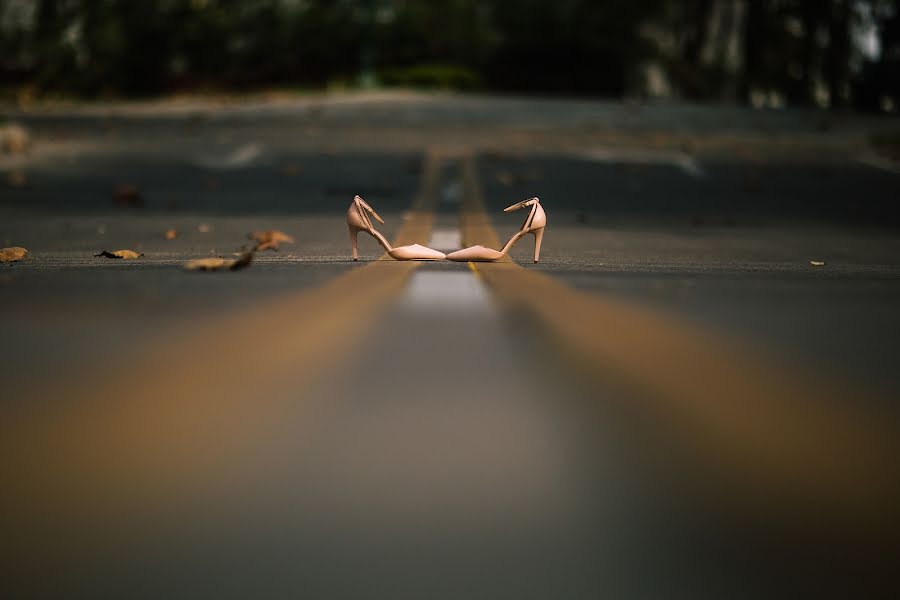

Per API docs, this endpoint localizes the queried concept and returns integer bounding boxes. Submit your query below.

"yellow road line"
[382,148,442,253]
[460,154,507,259]
[2,151,445,538]
[459,154,900,533]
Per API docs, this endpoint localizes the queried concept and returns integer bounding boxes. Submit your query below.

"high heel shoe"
[348,195,446,261]
[447,197,546,263]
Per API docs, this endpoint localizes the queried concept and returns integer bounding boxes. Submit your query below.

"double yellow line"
[2,151,445,538]
[459,154,900,535]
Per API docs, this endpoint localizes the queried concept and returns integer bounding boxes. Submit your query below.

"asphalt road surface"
[2,97,900,598]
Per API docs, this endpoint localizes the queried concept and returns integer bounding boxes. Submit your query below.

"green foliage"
[10,0,366,96]
[375,0,497,70]
[0,0,896,106]
[486,0,663,94]
[379,64,481,90]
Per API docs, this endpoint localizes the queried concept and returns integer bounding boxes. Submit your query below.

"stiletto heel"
[532,227,544,263]
[447,197,547,263]
[349,224,361,261]
[346,195,446,261]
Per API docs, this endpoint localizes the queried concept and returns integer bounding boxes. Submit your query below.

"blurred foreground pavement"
[2,93,900,598]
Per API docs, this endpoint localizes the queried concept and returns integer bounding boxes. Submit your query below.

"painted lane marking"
[459,153,900,533]
[427,228,462,252]
[194,142,263,169]
[577,146,706,179]
[398,270,494,314]
[1,150,448,542]
[441,181,463,204]
[857,154,900,176]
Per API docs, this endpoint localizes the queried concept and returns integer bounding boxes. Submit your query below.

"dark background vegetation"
[0,0,897,110]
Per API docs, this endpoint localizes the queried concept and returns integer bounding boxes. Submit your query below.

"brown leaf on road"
[0,122,30,155]
[0,246,28,262]
[184,252,253,272]
[164,229,178,240]
[113,184,143,208]
[249,230,295,251]
[95,250,144,260]
[184,258,228,271]
[230,251,253,270]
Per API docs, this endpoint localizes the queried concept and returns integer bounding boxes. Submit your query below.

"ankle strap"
[354,195,384,232]
[504,197,539,212]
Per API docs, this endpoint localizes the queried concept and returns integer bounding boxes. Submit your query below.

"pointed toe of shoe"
[446,245,504,262]
[389,244,446,261]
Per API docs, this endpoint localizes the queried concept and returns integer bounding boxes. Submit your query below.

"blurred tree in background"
[0,0,896,111]
[485,0,663,95]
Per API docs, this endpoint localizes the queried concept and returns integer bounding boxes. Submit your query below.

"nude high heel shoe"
[347,195,446,261]
[447,197,546,263]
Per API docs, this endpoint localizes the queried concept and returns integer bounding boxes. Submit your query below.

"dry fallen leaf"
[95,249,143,260]
[249,230,295,251]
[810,260,826,267]
[184,252,253,272]
[1,122,30,154]
[165,229,178,240]
[184,257,228,271]
[113,184,142,207]
[0,246,28,262]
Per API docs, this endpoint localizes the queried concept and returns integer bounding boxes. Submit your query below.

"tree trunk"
[683,0,715,65]
[739,0,767,103]
[825,0,852,108]
[797,2,822,106]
